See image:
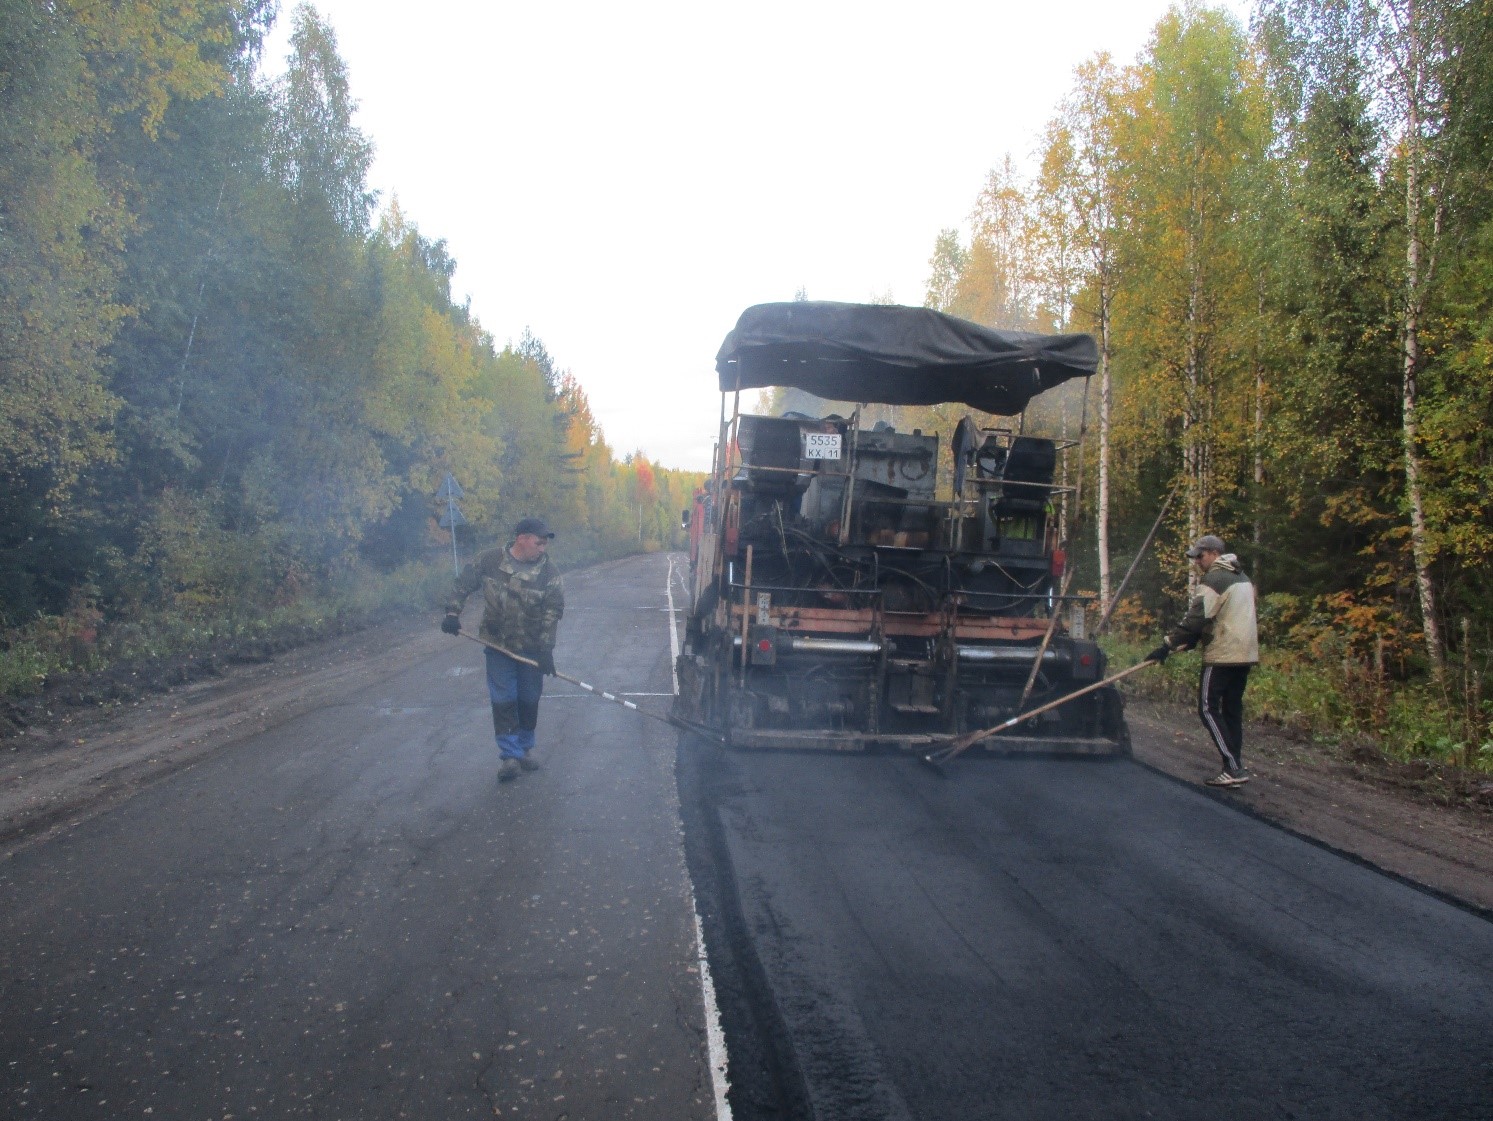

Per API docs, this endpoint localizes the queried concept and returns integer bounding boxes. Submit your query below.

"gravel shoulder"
[5,622,1493,920]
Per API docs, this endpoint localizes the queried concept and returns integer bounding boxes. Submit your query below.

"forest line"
[906,0,1493,769]
[0,1,701,699]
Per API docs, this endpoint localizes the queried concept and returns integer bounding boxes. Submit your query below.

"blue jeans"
[485,648,545,760]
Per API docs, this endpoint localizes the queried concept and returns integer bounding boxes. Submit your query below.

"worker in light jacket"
[1148,534,1260,788]
[443,517,565,783]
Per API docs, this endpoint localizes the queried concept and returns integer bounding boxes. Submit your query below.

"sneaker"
[498,759,521,783]
[518,756,540,773]
[1205,771,1249,788]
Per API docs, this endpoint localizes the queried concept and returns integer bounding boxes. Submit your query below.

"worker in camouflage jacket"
[1148,534,1259,789]
[442,517,565,782]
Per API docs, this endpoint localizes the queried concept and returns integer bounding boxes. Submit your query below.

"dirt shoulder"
[1125,696,1493,916]
[6,624,1493,919]
[0,614,441,851]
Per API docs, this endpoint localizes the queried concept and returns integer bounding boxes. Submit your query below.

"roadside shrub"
[0,553,452,702]
[135,489,283,616]
[1106,638,1493,774]
[0,637,56,699]
[1,535,676,708]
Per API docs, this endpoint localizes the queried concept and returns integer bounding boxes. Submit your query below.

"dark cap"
[513,516,555,539]
[1185,534,1226,558]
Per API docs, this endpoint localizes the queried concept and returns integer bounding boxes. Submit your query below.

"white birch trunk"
[1399,1,1445,679]
[1097,275,1113,611]
[1253,351,1265,595]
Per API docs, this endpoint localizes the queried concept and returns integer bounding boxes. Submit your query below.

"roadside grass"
[0,462,693,709]
[0,540,652,709]
[1107,639,1493,775]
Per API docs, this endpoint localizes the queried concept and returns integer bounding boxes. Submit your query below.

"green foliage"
[135,488,279,613]
[1108,638,1492,772]
[0,1,708,698]
[1109,6,1268,544]
[0,0,126,503]
[922,0,1493,771]
[0,555,446,700]
[1421,217,1493,588]
[924,229,966,312]
[267,3,373,233]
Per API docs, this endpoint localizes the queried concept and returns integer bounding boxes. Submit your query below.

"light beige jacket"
[1165,554,1259,665]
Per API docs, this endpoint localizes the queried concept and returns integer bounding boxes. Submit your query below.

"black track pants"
[1198,663,1252,773]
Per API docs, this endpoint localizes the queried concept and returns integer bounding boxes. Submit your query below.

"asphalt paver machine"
[673,301,1129,754]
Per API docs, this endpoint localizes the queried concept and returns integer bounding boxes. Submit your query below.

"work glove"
[440,613,461,636]
[1146,643,1171,664]
[537,650,556,676]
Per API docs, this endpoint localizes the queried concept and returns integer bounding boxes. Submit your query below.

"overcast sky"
[265,1,1252,470]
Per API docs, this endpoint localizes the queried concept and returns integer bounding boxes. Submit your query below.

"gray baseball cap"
[1186,534,1227,558]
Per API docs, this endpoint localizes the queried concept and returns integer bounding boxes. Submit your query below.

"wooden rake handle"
[924,658,1160,766]
[456,629,677,726]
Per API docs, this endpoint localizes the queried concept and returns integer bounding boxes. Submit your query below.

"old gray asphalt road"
[679,741,1493,1120]
[1,553,718,1120]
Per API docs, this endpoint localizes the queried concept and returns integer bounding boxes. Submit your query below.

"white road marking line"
[669,555,732,1121]
[693,896,734,1121]
[544,692,673,699]
[666,555,681,697]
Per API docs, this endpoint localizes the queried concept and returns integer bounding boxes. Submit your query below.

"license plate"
[804,432,842,460]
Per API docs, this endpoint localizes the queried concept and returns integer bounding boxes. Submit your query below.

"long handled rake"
[919,658,1161,770]
[457,629,723,741]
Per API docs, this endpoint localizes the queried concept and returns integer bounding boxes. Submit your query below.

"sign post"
[435,473,466,575]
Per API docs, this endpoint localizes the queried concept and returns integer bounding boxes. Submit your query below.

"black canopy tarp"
[716,301,1098,415]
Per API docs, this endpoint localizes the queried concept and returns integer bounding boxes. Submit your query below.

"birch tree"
[1112,7,1263,558]
[1041,54,1129,608]
[267,2,374,234]
[924,228,966,313]
[1265,0,1493,676]
[1372,0,1475,678]
[958,157,1040,331]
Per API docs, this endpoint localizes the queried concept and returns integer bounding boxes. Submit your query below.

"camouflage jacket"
[447,545,564,655]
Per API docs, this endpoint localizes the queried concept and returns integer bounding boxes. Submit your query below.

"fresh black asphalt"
[679,739,1493,1119]
[1,553,715,1120]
